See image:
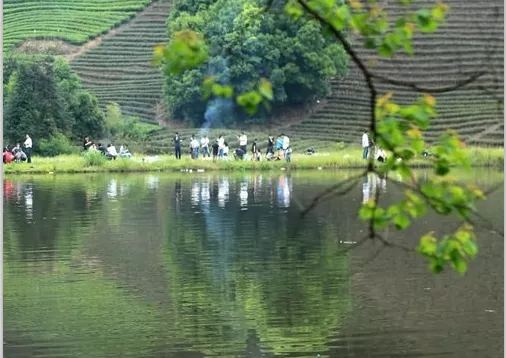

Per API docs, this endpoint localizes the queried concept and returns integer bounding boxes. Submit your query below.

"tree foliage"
[154,0,499,274]
[4,55,105,147]
[157,0,349,126]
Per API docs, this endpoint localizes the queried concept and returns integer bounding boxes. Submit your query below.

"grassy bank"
[3,147,503,175]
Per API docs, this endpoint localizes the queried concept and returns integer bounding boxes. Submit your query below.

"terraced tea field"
[70,0,170,123]
[4,0,154,52]
[133,0,504,150]
[288,0,504,146]
[5,0,503,150]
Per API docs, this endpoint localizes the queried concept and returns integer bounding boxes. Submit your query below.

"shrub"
[83,150,106,167]
[37,133,80,157]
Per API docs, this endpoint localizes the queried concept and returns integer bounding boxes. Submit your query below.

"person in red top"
[3,147,14,164]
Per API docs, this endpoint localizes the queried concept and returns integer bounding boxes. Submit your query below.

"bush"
[83,150,106,167]
[105,103,149,141]
[37,133,80,157]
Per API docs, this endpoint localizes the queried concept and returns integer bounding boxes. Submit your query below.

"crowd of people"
[174,132,292,162]
[82,136,132,160]
[3,134,33,164]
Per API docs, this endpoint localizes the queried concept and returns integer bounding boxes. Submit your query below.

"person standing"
[251,139,258,160]
[201,135,210,158]
[362,131,369,159]
[267,136,274,155]
[217,134,225,158]
[190,135,200,159]
[237,132,248,153]
[174,132,182,160]
[282,134,290,159]
[24,134,32,163]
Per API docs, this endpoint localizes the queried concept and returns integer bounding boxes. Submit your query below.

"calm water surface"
[3,170,504,358]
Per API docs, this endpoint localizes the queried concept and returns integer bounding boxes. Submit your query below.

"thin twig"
[372,71,487,94]
[295,0,378,143]
[300,172,364,217]
[375,233,413,252]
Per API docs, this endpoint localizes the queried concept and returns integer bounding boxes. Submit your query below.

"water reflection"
[362,173,388,203]
[3,171,503,358]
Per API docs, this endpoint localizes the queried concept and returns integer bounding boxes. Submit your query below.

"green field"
[4,0,154,51]
[70,0,171,122]
[6,0,504,148]
[3,147,503,175]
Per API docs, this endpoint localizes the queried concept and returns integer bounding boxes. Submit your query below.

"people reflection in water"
[191,179,200,207]
[239,179,249,208]
[277,174,292,208]
[362,172,387,203]
[107,179,118,200]
[175,179,182,213]
[24,183,33,222]
[218,177,230,208]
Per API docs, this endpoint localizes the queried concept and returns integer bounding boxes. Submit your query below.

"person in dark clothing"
[83,136,93,151]
[97,143,107,156]
[267,136,274,155]
[212,141,219,162]
[174,132,182,160]
[234,148,245,160]
[251,139,258,160]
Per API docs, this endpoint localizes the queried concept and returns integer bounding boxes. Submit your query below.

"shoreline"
[3,148,503,175]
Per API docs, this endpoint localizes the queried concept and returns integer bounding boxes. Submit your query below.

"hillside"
[70,0,171,123]
[4,0,154,52]
[287,0,504,146]
[136,0,504,153]
[5,0,504,150]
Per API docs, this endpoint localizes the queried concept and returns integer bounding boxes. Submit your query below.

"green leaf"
[462,239,478,257]
[415,8,439,32]
[402,40,414,55]
[397,148,415,161]
[452,256,468,274]
[434,159,450,176]
[284,0,304,19]
[429,260,444,274]
[160,30,208,75]
[393,214,410,230]
[258,78,273,100]
[236,90,263,115]
[212,84,234,98]
[364,37,376,49]
[378,43,394,57]
[359,201,376,220]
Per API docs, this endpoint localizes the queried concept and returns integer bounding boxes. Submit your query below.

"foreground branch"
[300,172,364,218]
[372,71,487,94]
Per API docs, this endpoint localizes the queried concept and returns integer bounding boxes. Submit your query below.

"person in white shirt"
[119,145,132,159]
[200,135,210,158]
[24,134,32,163]
[106,144,118,159]
[237,132,248,153]
[362,131,370,159]
[222,142,229,159]
[282,135,289,150]
[217,135,225,158]
[376,147,387,162]
[190,135,200,159]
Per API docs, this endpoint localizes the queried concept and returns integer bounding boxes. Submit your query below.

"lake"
[3,170,504,358]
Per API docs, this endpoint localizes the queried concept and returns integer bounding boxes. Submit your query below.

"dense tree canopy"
[163,0,349,126]
[4,55,105,148]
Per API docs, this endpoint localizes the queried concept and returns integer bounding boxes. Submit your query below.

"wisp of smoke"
[200,56,234,136]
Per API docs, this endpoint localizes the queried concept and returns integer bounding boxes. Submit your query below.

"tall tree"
[5,57,71,144]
